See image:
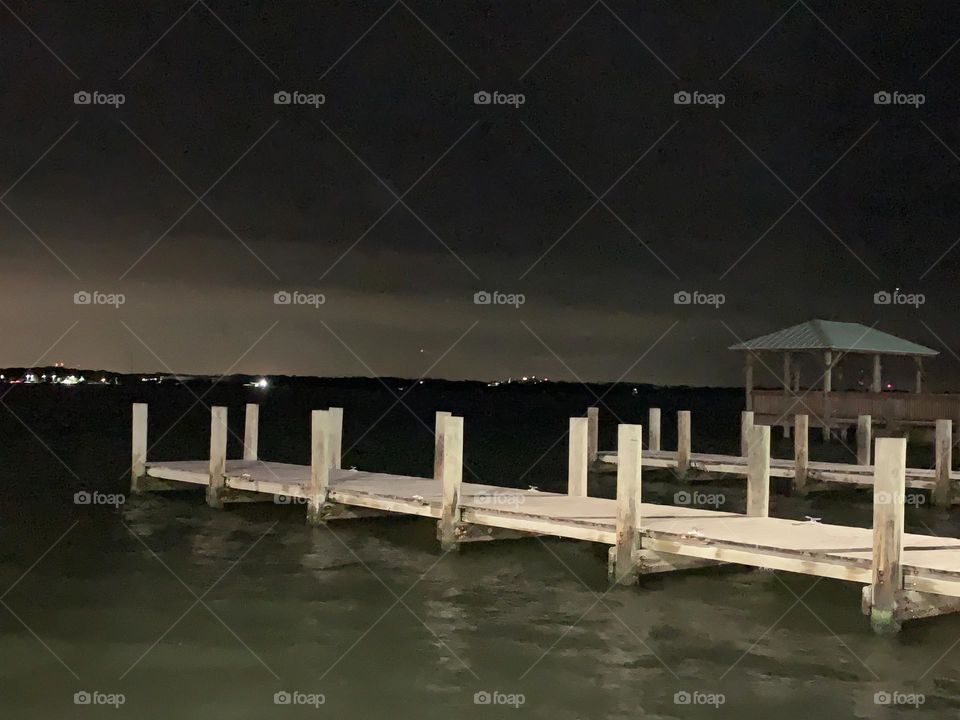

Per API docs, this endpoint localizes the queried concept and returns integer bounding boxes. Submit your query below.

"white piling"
[793,414,808,495]
[131,403,148,493]
[740,410,754,458]
[612,424,643,584]
[677,411,691,477]
[870,437,907,633]
[434,411,452,481]
[243,403,259,461]
[648,408,661,451]
[307,410,330,524]
[747,425,770,517]
[857,414,871,466]
[207,406,228,509]
[934,419,952,507]
[328,407,343,469]
[438,415,464,551]
[587,407,599,462]
[568,417,589,496]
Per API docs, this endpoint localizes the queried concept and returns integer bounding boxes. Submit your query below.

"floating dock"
[131,403,960,633]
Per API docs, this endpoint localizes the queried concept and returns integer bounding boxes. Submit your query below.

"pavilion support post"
[744,354,754,411]
[609,424,643,585]
[207,406,228,509]
[869,438,906,633]
[307,410,330,525]
[568,418,589,496]
[328,407,343,469]
[243,403,259,461]
[792,369,800,392]
[793,415,808,495]
[677,411,691,478]
[934,419,952,507]
[740,411,754,457]
[857,415,872,466]
[782,353,792,438]
[586,407,599,462]
[438,416,464,552]
[823,351,833,442]
[747,425,770,517]
[872,355,882,394]
[131,403,148,494]
[915,358,923,394]
[434,411,452,481]
[648,408,661,451]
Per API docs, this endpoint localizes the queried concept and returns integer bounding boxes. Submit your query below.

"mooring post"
[857,414,871,466]
[207,406,228,509]
[131,403,148,493]
[747,425,770,517]
[568,417,589,496]
[648,408,661,451]
[793,414,809,495]
[438,415,464,551]
[586,407,599,462]
[243,403,259,461]
[740,410,754,457]
[934,419,952,507]
[434,411,452,481]
[611,424,643,584]
[677,411,691,477]
[328,407,343,469]
[870,437,907,633]
[307,410,330,524]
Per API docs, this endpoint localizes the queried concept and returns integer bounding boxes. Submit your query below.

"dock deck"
[131,403,960,632]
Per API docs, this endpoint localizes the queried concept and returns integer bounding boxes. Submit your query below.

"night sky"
[3,1,960,387]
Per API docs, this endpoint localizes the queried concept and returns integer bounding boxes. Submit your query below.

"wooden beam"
[740,411,754,458]
[793,414,809,495]
[438,415,464,551]
[131,403,148,493]
[610,423,642,585]
[677,411,691,477]
[586,407,599,462]
[648,407,661,451]
[434,411,451,481]
[307,410,329,525]
[568,417,589,496]
[870,437,906,633]
[872,354,882,394]
[207,406,228,509]
[243,403,259,460]
[328,407,343,469]
[792,368,800,392]
[934,419,952,507]
[747,424,770,517]
[857,415,871,466]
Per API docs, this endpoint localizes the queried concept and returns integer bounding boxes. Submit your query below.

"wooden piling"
[857,415,871,467]
[207,406,228,509]
[747,425,770,517]
[307,410,330,524]
[568,417,589,496]
[793,415,808,495]
[740,410,754,457]
[328,407,343,469]
[677,411,691,477]
[870,437,906,633]
[438,415,464,551]
[586,407,599,462]
[611,424,643,584]
[434,411,451,481]
[934,419,952,507]
[648,408,661,451]
[131,403,148,493]
[243,403,259,460]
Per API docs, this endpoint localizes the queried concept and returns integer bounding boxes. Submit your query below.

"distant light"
[886,383,893,390]
[418,380,424,384]
[100,378,107,384]
[256,378,269,389]
[522,376,528,381]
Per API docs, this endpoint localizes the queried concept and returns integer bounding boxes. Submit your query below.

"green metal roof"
[728,320,938,357]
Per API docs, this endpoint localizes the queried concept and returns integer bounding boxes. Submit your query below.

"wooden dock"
[591,407,958,503]
[131,402,960,633]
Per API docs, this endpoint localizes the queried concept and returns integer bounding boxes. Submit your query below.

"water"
[3,382,960,718]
